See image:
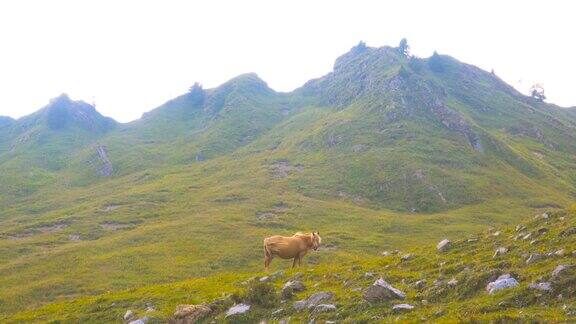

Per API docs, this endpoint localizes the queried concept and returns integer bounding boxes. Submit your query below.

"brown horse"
[263,231,322,270]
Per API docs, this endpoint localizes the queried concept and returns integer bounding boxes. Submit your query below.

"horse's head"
[311,231,322,250]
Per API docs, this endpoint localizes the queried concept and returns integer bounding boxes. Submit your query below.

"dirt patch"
[213,195,248,204]
[100,204,122,212]
[270,160,304,179]
[256,211,279,220]
[99,222,133,230]
[318,243,339,251]
[36,223,69,233]
[6,232,34,240]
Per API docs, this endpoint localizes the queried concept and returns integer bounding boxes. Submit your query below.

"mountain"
[0,42,575,320]
[0,94,117,202]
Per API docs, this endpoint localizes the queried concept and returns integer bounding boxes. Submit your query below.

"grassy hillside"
[1,42,576,320]
[5,205,575,323]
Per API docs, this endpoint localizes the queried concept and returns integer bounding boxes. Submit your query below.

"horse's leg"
[298,255,303,266]
[292,256,298,268]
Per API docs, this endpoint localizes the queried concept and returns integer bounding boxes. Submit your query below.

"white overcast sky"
[0,0,574,122]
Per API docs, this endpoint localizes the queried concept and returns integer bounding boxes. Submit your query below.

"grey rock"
[128,317,148,324]
[493,247,508,258]
[314,304,337,312]
[226,303,251,317]
[529,282,552,291]
[392,304,415,312]
[363,278,405,303]
[293,292,334,311]
[414,280,426,289]
[560,227,576,237]
[401,254,414,261]
[552,265,571,278]
[364,272,375,279]
[486,274,519,294]
[526,253,543,264]
[437,239,451,252]
[516,224,526,232]
[447,278,458,287]
[124,310,134,320]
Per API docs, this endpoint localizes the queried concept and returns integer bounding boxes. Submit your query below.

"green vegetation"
[5,207,575,322]
[1,43,576,322]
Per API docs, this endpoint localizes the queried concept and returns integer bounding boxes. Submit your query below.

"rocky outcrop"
[95,145,114,177]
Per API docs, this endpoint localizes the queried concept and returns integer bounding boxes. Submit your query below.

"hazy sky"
[0,0,574,122]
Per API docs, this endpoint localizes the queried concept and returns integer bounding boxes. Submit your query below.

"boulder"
[363,278,405,303]
[392,304,415,312]
[293,292,334,311]
[173,304,211,322]
[437,239,451,252]
[486,274,519,294]
[225,304,251,317]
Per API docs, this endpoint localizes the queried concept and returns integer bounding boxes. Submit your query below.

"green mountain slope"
[6,205,576,323]
[0,42,575,320]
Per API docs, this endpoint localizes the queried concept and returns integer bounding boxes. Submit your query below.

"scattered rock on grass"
[314,304,337,312]
[293,292,334,311]
[124,310,134,320]
[493,247,508,258]
[486,274,519,294]
[363,278,405,302]
[551,265,572,278]
[128,317,148,324]
[281,280,306,299]
[437,239,451,252]
[173,304,211,322]
[401,254,414,262]
[392,304,415,312]
[226,303,251,317]
[526,253,543,264]
[529,282,552,292]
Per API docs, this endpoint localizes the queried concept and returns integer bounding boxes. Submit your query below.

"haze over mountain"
[1,42,576,321]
